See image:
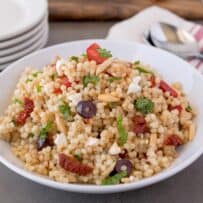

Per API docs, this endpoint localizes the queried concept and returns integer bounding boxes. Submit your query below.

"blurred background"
[48,0,203,21]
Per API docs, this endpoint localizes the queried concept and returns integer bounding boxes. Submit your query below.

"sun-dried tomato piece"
[168,105,182,114]
[75,80,80,84]
[53,88,62,94]
[159,80,178,97]
[60,76,72,88]
[133,124,149,134]
[133,115,146,124]
[15,98,34,125]
[133,115,149,134]
[59,153,93,176]
[24,98,34,115]
[150,75,156,88]
[15,110,28,125]
[164,134,183,146]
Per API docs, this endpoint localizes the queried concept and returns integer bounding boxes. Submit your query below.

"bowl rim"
[0,39,203,194]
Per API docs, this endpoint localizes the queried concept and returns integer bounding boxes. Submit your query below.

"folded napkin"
[106,6,203,74]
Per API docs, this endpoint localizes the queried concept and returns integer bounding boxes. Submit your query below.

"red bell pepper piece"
[159,80,178,97]
[86,43,108,64]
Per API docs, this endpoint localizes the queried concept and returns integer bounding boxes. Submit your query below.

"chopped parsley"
[50,73,58,80]
[134,98,154,114]
[70,56,79,62]
[81,53,87,58]
[28,133,35,138]
[36,84,42,93]
[32,71,41,77]
[59,102,71,120]
[108,102,117,109]
[97,48,112,58]
[74,154,82,161]
[82,75,99,87]
[13,98,23,105]
[133,60,140,65]
[102,171,127,185]
[25,78,32,83]
[39,122,52,140]
[117,115,128,146]
[108,77,121,83]
[134,66,153,74]
[186,105,192,112]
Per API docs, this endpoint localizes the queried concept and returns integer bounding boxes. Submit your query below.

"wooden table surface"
[49,0,203,20]
[1,21,203,203]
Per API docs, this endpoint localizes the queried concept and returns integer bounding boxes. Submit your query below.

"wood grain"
[48,0,203,21]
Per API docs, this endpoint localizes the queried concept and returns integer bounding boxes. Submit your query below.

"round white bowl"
[0,39,203,194]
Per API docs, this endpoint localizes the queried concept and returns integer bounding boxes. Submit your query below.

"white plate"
[0,20,48,57]
[0,40,203,194]
[0,13,48,49]
[0,0,47,40]
[0,29,48,70]
[0,25,49,64]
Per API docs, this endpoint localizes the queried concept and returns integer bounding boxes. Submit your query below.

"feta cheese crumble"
[109,142,121,155]
[127,76,141,94]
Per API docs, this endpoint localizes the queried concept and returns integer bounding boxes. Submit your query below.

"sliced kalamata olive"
[76,100,97,119]
[119,149,128,159]
[115,159,133,176]
[37,133,54,150]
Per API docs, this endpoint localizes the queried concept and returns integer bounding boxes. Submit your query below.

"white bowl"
[0,39,203,194]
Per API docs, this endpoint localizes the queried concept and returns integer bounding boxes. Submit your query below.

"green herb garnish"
[74,154,82,161]
[11,120,16,126]
[28,133,35,138]
[133,60,140,65]
[108,102,117,109]
[108,77,122,83]
[102,171,127,185]
[70,56,79,62]
[36,84,42,93]
[81,53,87,58]
[13,98,23,105]
[59,102,71,120]
[186,105,192,112]
[32,71,41,77]
[82,75,99,87]
[50,73,58,80]
[97,48,112,58]
[117,115,128,146]
[39,122,52,140]
[26,78,32,83]
[134,98,154,114]
[134,66,153,74]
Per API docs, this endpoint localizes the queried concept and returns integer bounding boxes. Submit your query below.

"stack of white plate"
[0,0,48,70]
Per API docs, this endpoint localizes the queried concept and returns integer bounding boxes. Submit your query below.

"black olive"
[119,149,128,159]
[115,159,133,176]
[37,133,54,150]
[76,100,97,119]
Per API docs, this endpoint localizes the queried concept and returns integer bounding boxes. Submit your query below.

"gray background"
[1,21,203,203]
